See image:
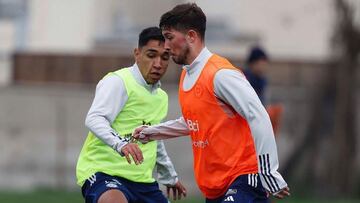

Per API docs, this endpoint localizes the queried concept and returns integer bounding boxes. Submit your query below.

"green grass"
[0,190,83,203]
[0,190,358,203]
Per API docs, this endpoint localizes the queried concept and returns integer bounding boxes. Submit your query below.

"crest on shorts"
[105,180,121,188]
[225,188,237,195]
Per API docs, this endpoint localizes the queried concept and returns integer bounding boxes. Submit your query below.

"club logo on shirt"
[142,120,152,126]
[194,85,203,97]
[122,121,152,141]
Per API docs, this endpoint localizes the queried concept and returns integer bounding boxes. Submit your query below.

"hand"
[166,181,187,201]
[121,143,143,165]
[273,187,290,199]
[132,125,151,144]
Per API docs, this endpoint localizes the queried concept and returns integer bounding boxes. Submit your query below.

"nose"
[164,40,171,50]
[153,57,161,69]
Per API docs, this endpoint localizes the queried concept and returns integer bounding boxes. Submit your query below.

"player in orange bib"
[133,3,290,203]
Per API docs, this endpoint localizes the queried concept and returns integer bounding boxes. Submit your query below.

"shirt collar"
[130,63,161,91]
[183,47,212,75]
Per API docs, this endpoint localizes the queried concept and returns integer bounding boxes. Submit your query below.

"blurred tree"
[282,0,360,197]
[329,0,360,195]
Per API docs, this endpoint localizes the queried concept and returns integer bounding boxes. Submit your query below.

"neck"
[186,41,205,65]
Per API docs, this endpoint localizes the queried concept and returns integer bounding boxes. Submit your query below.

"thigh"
[123,180,168,203]
[82,172,134,203]
[140,189,168,203]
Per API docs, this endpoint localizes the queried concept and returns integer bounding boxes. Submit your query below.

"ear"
[186,30,198,43]
[134,48,140,62]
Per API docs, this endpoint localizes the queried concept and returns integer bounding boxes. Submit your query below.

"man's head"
[159,3,206,65]
[134,27,170,84]
[246,46,269,76]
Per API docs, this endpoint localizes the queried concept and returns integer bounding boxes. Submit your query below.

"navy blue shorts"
[206,174,269,203]
[81,172,168,203]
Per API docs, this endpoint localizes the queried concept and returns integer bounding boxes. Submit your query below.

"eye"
[165,35,173,40]
[147,53,156,58]
[162,54,170,61]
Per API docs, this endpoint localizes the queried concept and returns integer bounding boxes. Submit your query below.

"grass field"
[0,190,359,203]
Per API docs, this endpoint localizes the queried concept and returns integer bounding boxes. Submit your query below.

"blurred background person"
[243,46,269,105]
[243,46,283,135]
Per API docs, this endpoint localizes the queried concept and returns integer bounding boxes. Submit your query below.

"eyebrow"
[146,49,159,53]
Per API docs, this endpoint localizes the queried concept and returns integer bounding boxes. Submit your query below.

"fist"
[132,125,151,144]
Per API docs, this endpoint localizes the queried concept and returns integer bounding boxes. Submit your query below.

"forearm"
[247,106,288,193]
[155,140,178,186]
[85,75,129,154]
[141,117,190,140]
[85,115,128,153]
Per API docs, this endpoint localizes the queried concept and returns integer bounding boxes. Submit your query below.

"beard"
[172,44,190,65]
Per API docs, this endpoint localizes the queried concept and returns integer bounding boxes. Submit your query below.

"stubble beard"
[172,45,190,65]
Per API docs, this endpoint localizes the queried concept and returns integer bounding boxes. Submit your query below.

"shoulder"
[96,74,126,92]
[157,87,168,98]
[215,68,247,82]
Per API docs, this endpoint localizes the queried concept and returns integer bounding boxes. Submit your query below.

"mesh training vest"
[179,55,258,198]
[76,68,168,186]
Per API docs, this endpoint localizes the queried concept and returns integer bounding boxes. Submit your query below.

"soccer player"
[133,3,290,203]
[76,27,186,203]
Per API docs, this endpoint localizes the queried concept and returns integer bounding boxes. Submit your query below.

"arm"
[156,140,187,200]
[214,69,289,196]
[155,140,178,185]
[137,117,190,141]
[85,75,142,163]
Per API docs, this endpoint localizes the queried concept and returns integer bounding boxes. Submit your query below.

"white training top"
[85,64,178,185]
[141,47,288,193]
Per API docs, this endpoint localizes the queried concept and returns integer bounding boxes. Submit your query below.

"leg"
[125,181,168,203]
[98,189,128,203]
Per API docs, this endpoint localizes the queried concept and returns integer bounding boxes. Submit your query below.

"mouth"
[150,72,161,78]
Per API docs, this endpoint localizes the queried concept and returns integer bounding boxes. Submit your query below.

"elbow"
[85,114,96,130]
[84,116,91,129]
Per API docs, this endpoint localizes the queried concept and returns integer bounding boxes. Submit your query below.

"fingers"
[173,186,176,200]
[166,182,187,201]
[180,183,187,197]
[176,182,186,200]
[132,125,148,139]
[274,187,290,199]
[122,149,132,164]
[121,143,144,165]
[167,186,170,199]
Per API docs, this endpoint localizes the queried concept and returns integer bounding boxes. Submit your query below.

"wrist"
[113,139,129,156]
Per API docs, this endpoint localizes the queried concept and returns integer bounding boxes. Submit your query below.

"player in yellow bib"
[76,27,186,203]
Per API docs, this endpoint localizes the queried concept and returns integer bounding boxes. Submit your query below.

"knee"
[98,189,128,203]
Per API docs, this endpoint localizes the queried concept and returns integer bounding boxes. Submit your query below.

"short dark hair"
[159,3,206,40]
[247,46,268,64]
[138,27,165,48]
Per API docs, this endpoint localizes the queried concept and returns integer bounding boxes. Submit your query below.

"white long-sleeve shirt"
[85,64,178,185]
[141,47,287,193]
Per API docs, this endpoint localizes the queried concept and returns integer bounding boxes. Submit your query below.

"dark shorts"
[81,172,168,203]
[206,174,269,203]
